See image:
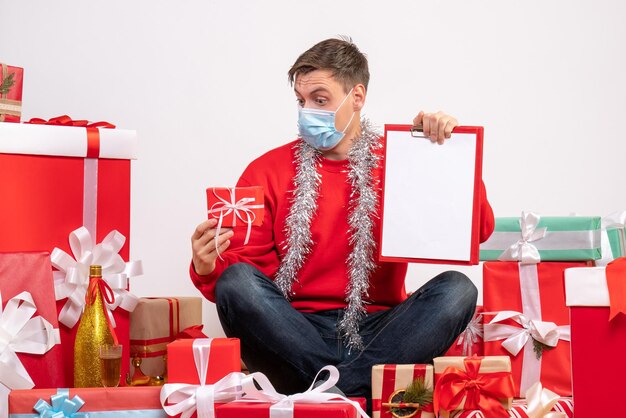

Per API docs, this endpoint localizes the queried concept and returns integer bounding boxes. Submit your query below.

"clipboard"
[379,124,484,265]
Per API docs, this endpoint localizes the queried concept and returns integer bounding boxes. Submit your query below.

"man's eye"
[315,98,327,105]
[296,99,304,107]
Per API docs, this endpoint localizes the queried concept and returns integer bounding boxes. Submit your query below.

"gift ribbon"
[597,211,626,266]
[456,313,484,357]
[239,365,369,418]
[85,276,119,345]
[497,212,547,264]
[483,264,570,396]
[207,188,263,260]
[32,388,88,418]
[372,364,433,417]
[0,291,60,418]
[433,357,515,418]
[524,382,566,418]
[51,227,142,328]
[605,257,626,320]
[160,338,250,418]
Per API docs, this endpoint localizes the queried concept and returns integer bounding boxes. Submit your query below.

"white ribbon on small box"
[596,210,626,266]
[498,212,547,264]
[240,365,369,418]
[0,291,60,418]
[524,381,567,418]
[50,226,143,328]
[455,312,483,356]
[484,264,571,396]
[207,188,263,260]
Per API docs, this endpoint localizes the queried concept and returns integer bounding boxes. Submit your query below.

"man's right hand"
[191,219,234,276]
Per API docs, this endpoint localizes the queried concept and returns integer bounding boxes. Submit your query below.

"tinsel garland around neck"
[275,118,382,351]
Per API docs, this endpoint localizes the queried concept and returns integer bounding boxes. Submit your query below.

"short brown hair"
[288,37,370,92]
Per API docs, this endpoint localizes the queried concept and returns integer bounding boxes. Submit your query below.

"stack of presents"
[2,63,625,418]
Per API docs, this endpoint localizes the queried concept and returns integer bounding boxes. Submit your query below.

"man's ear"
[353,84,366,111]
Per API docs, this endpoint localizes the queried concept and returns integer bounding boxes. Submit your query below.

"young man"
[190,38,494,405]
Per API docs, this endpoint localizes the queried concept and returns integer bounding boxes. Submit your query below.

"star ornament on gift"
[50,226,143,328]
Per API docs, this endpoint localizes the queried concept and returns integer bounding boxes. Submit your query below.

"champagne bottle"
[74,265,118,387]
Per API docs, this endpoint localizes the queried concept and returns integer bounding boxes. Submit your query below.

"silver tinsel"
[276,118,382,351]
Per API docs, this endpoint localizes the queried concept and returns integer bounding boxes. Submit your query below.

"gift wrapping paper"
[9,387,166,417]
[596,211,626,266]
[371,364,434,418]
[130,297,202,377]
[206,186,264,228]
[167,338,241,385]
[433,356,513,413]
[565,260,626,417]
[216,400,364,418]
[448,397,573,418]
[0,120,138,386]
[482,261,587,397]
[445,306,483,357]
[0,63,23,122]
[479,214,601,261]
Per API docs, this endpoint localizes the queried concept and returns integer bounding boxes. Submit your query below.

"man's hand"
[413,111,459,145]
[191,219,234,276]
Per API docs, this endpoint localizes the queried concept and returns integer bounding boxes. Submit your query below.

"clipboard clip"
[410,125,428,139]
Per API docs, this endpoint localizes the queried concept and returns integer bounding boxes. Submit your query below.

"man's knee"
[436,270,477,316]
[215,262,258,304]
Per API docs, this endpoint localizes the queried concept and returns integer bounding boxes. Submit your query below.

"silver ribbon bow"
[498,211,547,264]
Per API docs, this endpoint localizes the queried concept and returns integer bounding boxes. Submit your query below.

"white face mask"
[297,88,356,151]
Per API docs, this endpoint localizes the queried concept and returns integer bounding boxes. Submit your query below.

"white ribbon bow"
[525,381,566,418]
[161,338,252,418]
[597,210,626,266]
[484,311,570,356]
[240,366,369,418]
[50,227,143,328]
[498,212,547,264]
[0,291,60,418]
[455,313,483,356]
[207,188,263,260]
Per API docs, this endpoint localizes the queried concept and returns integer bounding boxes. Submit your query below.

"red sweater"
[191,139,495,313]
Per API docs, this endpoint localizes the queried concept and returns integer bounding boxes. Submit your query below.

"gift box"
[482,261,585,397]
[9,386,165,417]
[565,259,626,417]
[371,364,434,418]
[433,356,514,418]
[0,253,63,418]
[479,212,601,262]
[596,211,626,266]
[167,338,241,384]
[130,297,203,378]
[0,118,139,387]
[448,398,573,418]
[0,63,23,122]
[207,186,264,228]
[445,306,483,357]
[216,400,366,418]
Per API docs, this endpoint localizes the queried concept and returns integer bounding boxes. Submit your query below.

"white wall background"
[1,0,624,337]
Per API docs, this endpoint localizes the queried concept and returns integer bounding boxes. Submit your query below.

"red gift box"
[0,63,23,123]
[207,186,264,228]
[448,397,573,417]
[565,260,626,417]
[482,261,587,397]
[0,119,138,387]
[216,399,366,418]
[445,306,484,357]
[167,338,241,385]
[8,386,163,416]
[0,253,64,417]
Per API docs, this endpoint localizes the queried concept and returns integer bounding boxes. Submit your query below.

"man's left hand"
[413,111,458,145]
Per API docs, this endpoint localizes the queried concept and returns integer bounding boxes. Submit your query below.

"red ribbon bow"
[26,115,115,158]
[85,276,119,345]
[434,357,515,418]
[27,114,115,129]
[176,324,207,339]
[606,257,626,320]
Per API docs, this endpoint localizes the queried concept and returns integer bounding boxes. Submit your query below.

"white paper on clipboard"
[380,129,478,262]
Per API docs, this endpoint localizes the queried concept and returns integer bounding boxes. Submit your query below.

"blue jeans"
[215,263,477,411]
